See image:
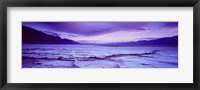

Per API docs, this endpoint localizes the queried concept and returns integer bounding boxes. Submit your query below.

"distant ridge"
[22,26,79,44]
[105,36,178,46]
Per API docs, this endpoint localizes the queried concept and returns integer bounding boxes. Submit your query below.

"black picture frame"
[0,0,199,90]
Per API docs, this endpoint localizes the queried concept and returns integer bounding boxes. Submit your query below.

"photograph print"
[22,22,178,68]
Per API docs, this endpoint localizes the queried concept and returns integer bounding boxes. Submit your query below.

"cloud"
[22,22,178,44]
[43,31,61,36]
[77,40,100,43]
[162,22,178,27]
[67,34,80,37]
[22,22,151,36]
[22,22,178,37]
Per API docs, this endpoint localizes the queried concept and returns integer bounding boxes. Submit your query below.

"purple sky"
[22,22,178,44]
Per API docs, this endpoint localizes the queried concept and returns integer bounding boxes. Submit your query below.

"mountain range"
[22,26,79,44]
[104,36,178,46]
